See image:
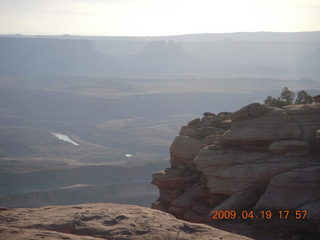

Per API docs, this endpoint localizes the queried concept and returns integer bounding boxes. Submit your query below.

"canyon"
[1,101,320,239]
[0,32,320,239]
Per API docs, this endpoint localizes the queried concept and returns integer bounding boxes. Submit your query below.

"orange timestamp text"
[211,210,308,220]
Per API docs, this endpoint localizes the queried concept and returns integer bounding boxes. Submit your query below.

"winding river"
[51,133,79,146]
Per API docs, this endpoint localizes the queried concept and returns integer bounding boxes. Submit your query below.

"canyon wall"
[151,102,320,235]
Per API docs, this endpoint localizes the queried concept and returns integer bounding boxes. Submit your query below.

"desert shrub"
[295,90,313,104]
[264,87,313,108]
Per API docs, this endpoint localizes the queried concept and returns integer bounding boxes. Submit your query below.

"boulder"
[217,112,233,120]
[300,199,320,228]
[203,135,228,150]
[223,105,320,146]
[220,119,232,130]
[192,127,225,139]
[151,199,170,212]
[151,168,200,203]
[254,167,320,232]
[187,118,200,127]
[192,204,212,216]
[316,130,320,150]
[213,184,262,212]
[171,190,195,208]
[184,210,207,223]
[170,136,206,170]
[168,205,188,218]
[313,95,320,102]
[254,166,320,210]
[269,140,310,156]
[283,104,320,140]
[283,103,320,115]
[207,162,301,195]
[316,129,320,139]
[199,116,222,128]
[194,148,273,170]
[203,112,216,117]
[230,103,272,122]
[205,194,230,207]
[247,103,273,118]
[203,134,225,145]
[179,126,194,137]
[224,122,302,142]
[151,168,199,189]
[0,206,9,211]
[300,122,320,140]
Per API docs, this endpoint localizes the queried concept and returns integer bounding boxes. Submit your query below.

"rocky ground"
[0,203,283,240]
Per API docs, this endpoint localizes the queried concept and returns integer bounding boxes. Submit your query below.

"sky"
[0,0,320,36]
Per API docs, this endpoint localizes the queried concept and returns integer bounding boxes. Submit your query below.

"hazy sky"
[1,0,320,36]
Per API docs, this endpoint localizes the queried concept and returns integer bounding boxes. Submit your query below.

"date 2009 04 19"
[211,210,308,220]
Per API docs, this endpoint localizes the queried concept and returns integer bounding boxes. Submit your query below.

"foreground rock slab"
[0,203,254,240]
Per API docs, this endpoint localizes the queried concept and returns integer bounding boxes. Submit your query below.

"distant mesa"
[139,40,187,59]
[126,40,200,74]
[0,33,320,76]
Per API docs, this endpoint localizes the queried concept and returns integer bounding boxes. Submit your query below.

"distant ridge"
[1,31,320,42]
[0,32,319,76]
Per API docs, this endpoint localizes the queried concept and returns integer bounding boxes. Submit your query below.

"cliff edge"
[151,102,320,237]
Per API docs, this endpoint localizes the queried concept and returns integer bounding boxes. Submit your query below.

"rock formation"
[151,102,320,237]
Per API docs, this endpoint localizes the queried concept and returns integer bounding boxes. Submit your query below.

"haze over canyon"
[0,31,320,239]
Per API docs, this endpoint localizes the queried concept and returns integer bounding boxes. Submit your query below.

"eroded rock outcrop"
[152,102,320,236]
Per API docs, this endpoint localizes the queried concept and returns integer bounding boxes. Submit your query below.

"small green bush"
[264,87,313,108]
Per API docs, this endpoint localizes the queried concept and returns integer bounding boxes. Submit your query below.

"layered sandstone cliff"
[151,102,320,236]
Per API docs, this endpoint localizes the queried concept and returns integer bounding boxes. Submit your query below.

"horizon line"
[1,30,320,38]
